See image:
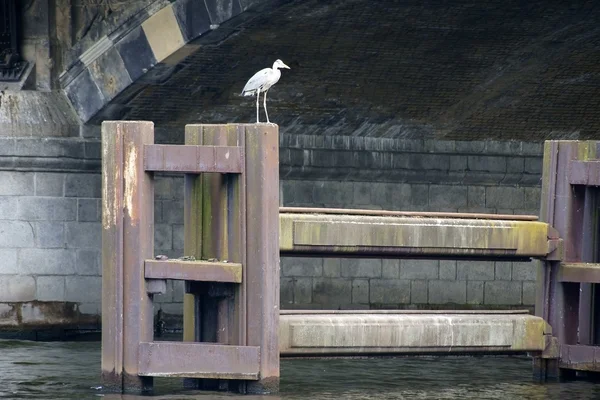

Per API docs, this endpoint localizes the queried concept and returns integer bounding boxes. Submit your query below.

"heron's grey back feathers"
[241,68,282,96]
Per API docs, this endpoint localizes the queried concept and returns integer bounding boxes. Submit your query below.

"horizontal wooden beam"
[558,263,600,283]
[279,211,556,260]
[138,342,260,379]
[143,144,243,173]
[559,344,600,372]
[568,160,600,186]
[145,259,242,283]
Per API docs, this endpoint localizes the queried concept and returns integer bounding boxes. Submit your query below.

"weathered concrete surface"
[58,0,269,122]
[279,310,548,356]
[0,301,98,329]
[280,211,558,260]
[0,91,80,137]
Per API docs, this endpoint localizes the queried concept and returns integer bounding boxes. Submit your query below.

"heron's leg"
[263,89,270,123]
[255,91,260,123]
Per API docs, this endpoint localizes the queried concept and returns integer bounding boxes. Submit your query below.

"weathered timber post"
[183,124,280,393]
[182,124,247,391]
[101,121,155,392]
[535,140,600,379]
[102,121,279,394]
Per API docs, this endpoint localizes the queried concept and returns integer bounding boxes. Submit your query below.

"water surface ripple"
[1,340,599,399]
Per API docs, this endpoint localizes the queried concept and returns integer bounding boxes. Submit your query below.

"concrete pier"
[279,310,548,357]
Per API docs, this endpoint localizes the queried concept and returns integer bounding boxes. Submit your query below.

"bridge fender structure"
[59,0,266,123]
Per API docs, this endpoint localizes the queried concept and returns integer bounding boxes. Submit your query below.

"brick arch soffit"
[59,0,271,124]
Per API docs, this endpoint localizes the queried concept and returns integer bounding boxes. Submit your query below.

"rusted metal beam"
[143,144,243,173]
[558,263,600,283]
[280,212,556,260]
[138,342,260,380]
[145,260,242,283]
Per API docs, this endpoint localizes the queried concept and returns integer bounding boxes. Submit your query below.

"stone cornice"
[0,137,100,172]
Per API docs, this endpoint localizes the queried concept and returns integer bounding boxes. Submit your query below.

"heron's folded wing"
[242,68,272,93]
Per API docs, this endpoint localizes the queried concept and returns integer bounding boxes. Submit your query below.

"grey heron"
[241,59,290,123]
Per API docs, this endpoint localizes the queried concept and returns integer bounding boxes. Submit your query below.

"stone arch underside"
[65,0,600,143]
[60,0,270,123]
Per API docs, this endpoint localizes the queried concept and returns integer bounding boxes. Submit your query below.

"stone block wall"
[0,165,185,327]
[0,134,544,331]
[275,134,543,311]
[0,169,102,314]
[280,258,538,310]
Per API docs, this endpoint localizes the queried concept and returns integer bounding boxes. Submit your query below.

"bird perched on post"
[241,59,290,124]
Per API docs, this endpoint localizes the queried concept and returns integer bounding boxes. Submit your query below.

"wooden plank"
[100,121,125,391]
[244,124,280,391]
[121,121,155,391]
[182,130,203,343]
[568,160,600,186]
[138,342,260,380]
[226,124,248,349]
[559,344,600,372]
[183,124,245,390]
[558,263,600,283]
[145,259,242,283]
[143,144,243,173]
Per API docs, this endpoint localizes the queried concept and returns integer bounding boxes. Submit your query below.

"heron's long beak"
[282,63,291,69]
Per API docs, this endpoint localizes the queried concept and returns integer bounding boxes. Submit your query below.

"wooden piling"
[182,124,279,393]
[243,124,280,393]
[102,122,279,394]
[535,140,600,380]
[101,121,155,392]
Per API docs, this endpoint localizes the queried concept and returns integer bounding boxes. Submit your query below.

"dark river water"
[1,339,600,400]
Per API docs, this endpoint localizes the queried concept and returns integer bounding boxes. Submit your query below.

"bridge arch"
[62,0,600,144]
[60,0,270,122]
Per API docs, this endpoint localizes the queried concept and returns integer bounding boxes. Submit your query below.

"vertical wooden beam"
[578,187,597,345]
[537,141,558,323]
[101,121,155,392]
[101,121,125,391]
[183,125,204,390]
[183,127,203,343]
[121,121,155,392]
[183,124,247,391]
[244,124,280,393]
[536,140,599,380]
[227,124,247,351]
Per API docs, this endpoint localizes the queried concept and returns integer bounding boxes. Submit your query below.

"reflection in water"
[1,339,600,399]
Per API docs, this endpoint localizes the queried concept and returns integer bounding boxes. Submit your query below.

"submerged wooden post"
[101,121,155,392]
